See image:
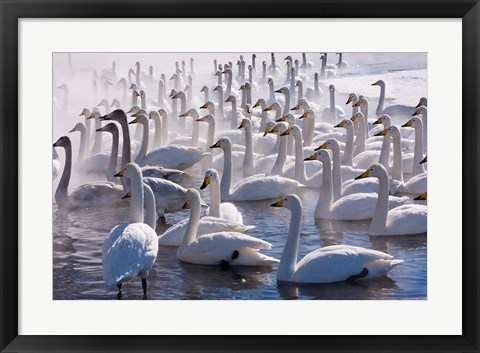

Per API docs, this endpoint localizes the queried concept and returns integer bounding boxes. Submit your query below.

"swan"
[171,90,188,132]
[267,78,284,106]
[102,163,158,299]
[412,105,428,147]
[225,95,243,129]
[401,116,426,176]
[252,98,270,133]
[200,85,209,103]
[274,87,291,115]
[335,52,348,68]
[200,169,244,224]
[305,149,407,220]
[355,164,427,235]
[372,80,421,120]
[210,137,304,201]
[178,108,202,147]
[53,136,125,209]
[271,194,403,283]
[176,189,279,266]
[129,114,209,170]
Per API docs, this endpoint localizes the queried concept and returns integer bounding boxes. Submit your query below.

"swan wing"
[67,181,124,208]
[229,175,303,201]
[385,204,427,235]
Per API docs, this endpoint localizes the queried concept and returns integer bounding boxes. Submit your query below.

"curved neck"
[152,115,162,149]
[369,172,390,234]
[55,143,72,205]
[181,196,201,247]
[220,146,233,201]
[135,119,149,166]
[161,113,168,146]
[130,169,144,224]
[208,179,222,218]
[143,184,156,229]
[277,204,302,281]
[271,134,287,175]
[243,125,255,177]
[376,84,385,116]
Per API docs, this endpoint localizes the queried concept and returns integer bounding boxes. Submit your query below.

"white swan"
[271,194,403,283]
[176,189,279,266]
[53,136,125,209]
[52,148,61,180]
[355,164,427,235]
[321,85,345,123]
[305,149,407,220]
[372,80,421,120]
[200,169,244,224]
[102,163,158,299]
[210,137,304,201]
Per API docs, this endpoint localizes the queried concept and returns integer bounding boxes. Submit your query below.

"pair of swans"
[103,163,158,299]
[271,194,403,283]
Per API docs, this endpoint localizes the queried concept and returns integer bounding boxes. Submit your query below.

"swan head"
[197,114,214,123]
[264,122,277,136]
[184,84,191,92]
[171,91,181,99]
[299,109,315,120]
[414,192,427,201]
[68,122,85,133]
[237,118,251,130]
[200,85,208,92]
[213,85,223,92]
[253,98,265,108]
[158,108,168,119]
[350,112,365,122]
[276,113,295,124]
[110,98,121,107]
[272,122,288,136]
[97,99,109,107]
[200,101,213,109]
[416,97,428,108]
[334,119,353,130]
[354,97,367,107]
[129,83,137,90]
[190,57,195,63]
[420,155,427,164]
[248,65,252,71]
[413,106,427,116]
[225,95,235,103]
[243,104,253,115]
[244,82,251,89]
[315,138,340,152]
[96,123,117,134]
[355,163,388,180]
[329,84,335,92]
[148,111,160,120]
[79,108,90,117]
[267,77,273,85]
[53,135,70,148]
[200,169,220,190]
[99,109,127,122]
[371,80,385,87]
[87,109,101,120]
[401,116,422,128]
[346,93,358,105]
[270,194,302,210]
[373,114,391,127]
[284,56,292,61]
[135,62,140,68]
[117,78,126,84]
[275,87,288,94]
[210,137,232,150]
[169,89,178,98]
[283,124,301,137]
[295,80,302,87]
[183,188,201,209]
[170,73,178,80]
[129,114,149,125]
[252,54,257,58]
[179,109,198,118]
[115,162,141,179]
[304,149,331,162]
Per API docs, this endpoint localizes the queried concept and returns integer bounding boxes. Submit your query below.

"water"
[53,52,427,300]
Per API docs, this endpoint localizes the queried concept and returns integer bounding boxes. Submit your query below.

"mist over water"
[53,52,427,300]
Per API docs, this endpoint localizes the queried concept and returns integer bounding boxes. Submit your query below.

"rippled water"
[53,168,427,300]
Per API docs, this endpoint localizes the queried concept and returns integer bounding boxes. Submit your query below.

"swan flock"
[53,52,427,299]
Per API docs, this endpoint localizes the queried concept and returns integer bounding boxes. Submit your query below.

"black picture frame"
[1,1,478,352]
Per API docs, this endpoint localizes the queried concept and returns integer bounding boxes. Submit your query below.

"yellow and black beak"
[280,128,291,136]
[371,81,380,86]
[415,101,425,108]
[253,101,260,108]
[402,119,413,127]
[275,88,282,93]
[350,115,357,121]
[129,117,139,124]
[276,115,287,122]
[87,113,96,120]
[132,111,140,118]
[182,202,190,209]
[225,97,231,103]
[179,111,189,117]
[412,109,421,116]
[374,128,388,136]
[210,140,222,149]
[263,126,271,136]
[355,169,370,180]
[270,198,285,207]
[420,155,427,164]
[314,142,328,151]
[200,175,211,190]
[414,192,427,201]
[126,107,135,114]
[272,125,279,133]
[68,127,77,133]
[238,120,246,129]
[334,121,345,128]
[122,191,132,200]
[114,167,126,178]
[291,104,300,111]
[299,111,308,119]
[353,101,362,107]
[263,105,273,112]
[346,96,352,104]
[373,117,383,125]
[304,152,318,161]
[148,112,153,119]
[200,103,208,109]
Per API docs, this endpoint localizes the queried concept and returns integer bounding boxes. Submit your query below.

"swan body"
[271,194,403,283]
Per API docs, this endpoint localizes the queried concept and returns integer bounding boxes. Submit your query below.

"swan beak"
[304,152,318,161]
[374,128,388,136]
[414,192,427,201]
[129,118,139,124]
[355,170,370,180]
[171,93,179,99]
[353,101,362,107]
[200,176,211,190]
[96,127,106,132]
[238,121,246,129]
[114,167,126,177]
[179,112,189,117]
[412,109,421,116]
[373,117,382,125]
[315,142,328,151]
[263,127,270,136]
[263,105,273,112]
[346,96,352,104]
[68,127,77,133]
[415,101,424,108]
[182,202,190,209]
[253,101,260,108]
[210,140,221,149]
[213,86,218,92]
[350,115,357,121]
[274,89,282,93]
[87,113,96,120]
[148,112,153,119]
[53,138,62,147]
[196,117,205,122]
[420,155,427,164]
[200,103,208,109]
[402,119,413,127]
[299,111,308,119]
[276,116,287,122]
[270,198,285,207]
[126,107,135,114]
[291,104,300,111]
[334,121,345,128]
[272,126,279,133]
[280,128,291,136]
[122,191,132,200]
[371,81,379,86]
[225,97,231,103]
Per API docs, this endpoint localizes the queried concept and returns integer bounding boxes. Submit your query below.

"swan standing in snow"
[355,164,427,235]
[372,79,420,119]
[176,189,279,266]
[200,169,244,224]
[271,194,403,283]
[103,163,158,299]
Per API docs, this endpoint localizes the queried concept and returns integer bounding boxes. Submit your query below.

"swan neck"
[370,173,389,234]
[376,84,385,115]
[243,125,254,177]
[392,134,403,181]
[220,146,233,201]
[135,120,149,166]
[209,179,221,218]
[119,116,132,168]
[413,124,425,175]
[182,195,201,247]
[344,127,353,166]
[130,169,144,224]
[316,156,333,216]
[108,128,119,181]
[277,204,302,281]
[55,142,72,205]
[91,118,103,154]
[331,146,342,200]
[271,134,287,175]
[143,184,156,230]
[152,116,163,149]
[294,132,307,182]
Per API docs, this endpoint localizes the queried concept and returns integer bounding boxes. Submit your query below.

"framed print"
[1,0,479,352]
